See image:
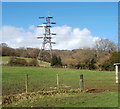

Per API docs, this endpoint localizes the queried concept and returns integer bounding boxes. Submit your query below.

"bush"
[28,59,39,67]
[8,57,27,66]
[101,63,111,71]
[100,52,120,71]
[8,57,39,67]
[51,55,62,67]
[75,64,81,69]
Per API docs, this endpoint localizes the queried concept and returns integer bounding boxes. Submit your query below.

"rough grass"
[2,56,50,67]
[3,90,118,107]
[2,56,10,64]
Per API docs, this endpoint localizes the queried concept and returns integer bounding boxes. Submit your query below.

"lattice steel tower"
[37,16,56,61]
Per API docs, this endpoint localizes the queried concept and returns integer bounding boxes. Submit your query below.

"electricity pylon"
[37,16,56,61]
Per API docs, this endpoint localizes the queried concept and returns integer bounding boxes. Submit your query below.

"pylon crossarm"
[51,42,56,44]
[51,33,56,35]
[43,22,56,24]
[45,37,52,39]
[37,25,52,28]
[46,17,53,18]
[37,37,44,39]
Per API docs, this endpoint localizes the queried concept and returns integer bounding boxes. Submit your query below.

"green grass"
[3,91,118,107]
[2,56,10,64]
[2,65,118,107]
[2,66,117,95]
[38,60,50,67]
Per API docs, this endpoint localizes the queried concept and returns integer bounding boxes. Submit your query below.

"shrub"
[51,55,58,66]
[8,57,27,66]
[51,55,62,67]
[75,64,81,69]
[100,52,120,71]
[28,59,39,67]
[101,63,111,71]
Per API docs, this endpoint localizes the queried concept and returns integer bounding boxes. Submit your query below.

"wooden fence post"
[57,74,59,89]
[26,73,28,93]
[80,74,84,90]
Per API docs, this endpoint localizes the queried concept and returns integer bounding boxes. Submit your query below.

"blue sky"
[1,0,120,2]
[1,2,118,49]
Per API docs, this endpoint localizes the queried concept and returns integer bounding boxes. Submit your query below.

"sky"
[1,0,120,2]
[1,2,118,50]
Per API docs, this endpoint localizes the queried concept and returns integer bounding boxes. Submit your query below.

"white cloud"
[1,25,40,48]
[1,25,100,50]
[29,25,36,30]
[51,26,99,49]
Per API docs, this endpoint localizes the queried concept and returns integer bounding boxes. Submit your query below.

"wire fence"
[2,71,119,96]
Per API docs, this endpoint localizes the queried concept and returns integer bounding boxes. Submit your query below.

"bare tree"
[95,38,117,52]
[0,43,8,47]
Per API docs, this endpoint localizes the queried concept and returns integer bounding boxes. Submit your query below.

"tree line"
[1,38,120,71]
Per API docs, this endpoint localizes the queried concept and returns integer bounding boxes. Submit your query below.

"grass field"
[2,66,117,95]
[2,65,118,107]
